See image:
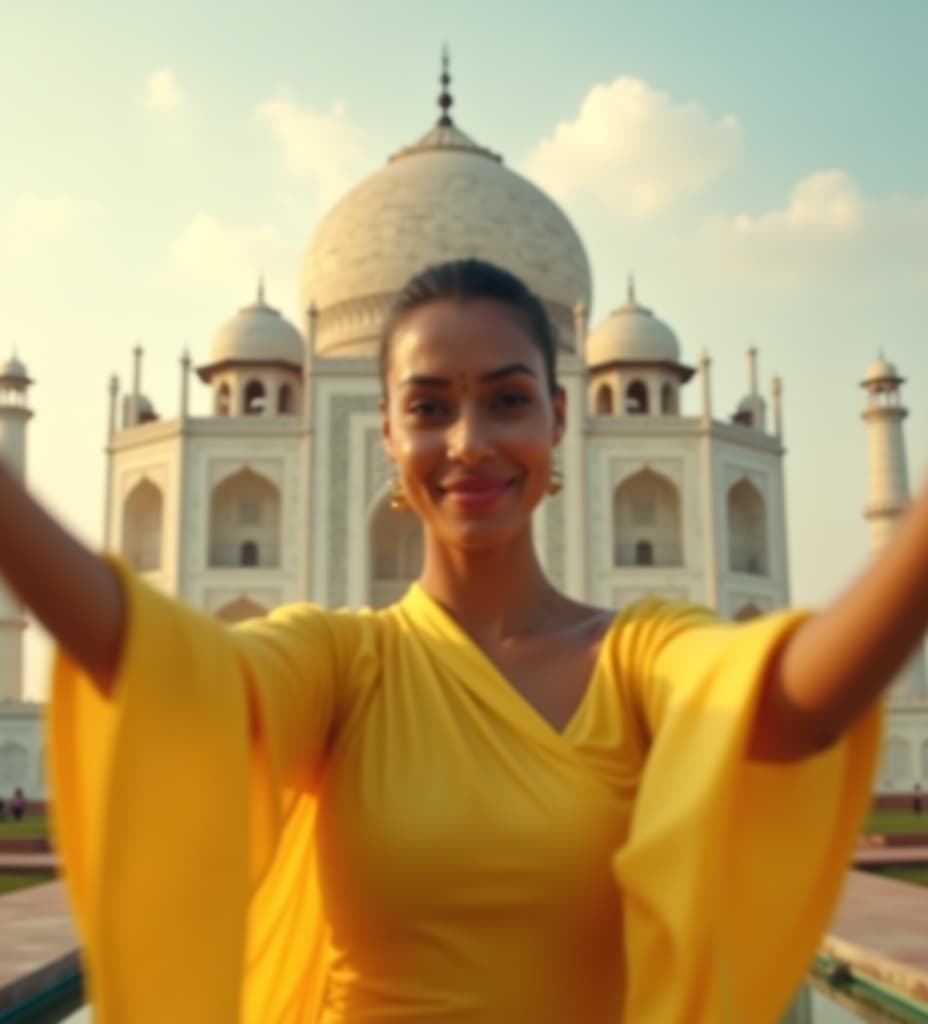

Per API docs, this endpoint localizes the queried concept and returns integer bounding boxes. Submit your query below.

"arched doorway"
[122,478,163,572]
[209,468,281,568]
[612,469,683,567]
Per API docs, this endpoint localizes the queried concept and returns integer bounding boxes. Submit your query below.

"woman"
[1,259,925,1023]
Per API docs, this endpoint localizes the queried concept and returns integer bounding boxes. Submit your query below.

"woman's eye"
[494,391,531,410]
[407,398,448,418]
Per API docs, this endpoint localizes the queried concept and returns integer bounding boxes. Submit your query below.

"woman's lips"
[440,478,513,510]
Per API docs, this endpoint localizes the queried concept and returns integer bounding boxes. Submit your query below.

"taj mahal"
[0,64,926,800]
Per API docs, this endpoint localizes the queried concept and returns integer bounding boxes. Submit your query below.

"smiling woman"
[0,260,926,1024]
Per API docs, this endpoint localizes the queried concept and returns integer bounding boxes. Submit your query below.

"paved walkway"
[852,844,928,868]
[0,850,58,872]
[822,870,928,1006]
[0,880,78,1013]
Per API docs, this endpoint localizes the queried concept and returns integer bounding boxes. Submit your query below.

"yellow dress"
[47,565,880,1024]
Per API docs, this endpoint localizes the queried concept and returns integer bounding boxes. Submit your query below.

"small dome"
[585,281,681,367]
[0,353,29,381]
[208,281,304,368]
[863,356,901,386]
[736,393,767,414]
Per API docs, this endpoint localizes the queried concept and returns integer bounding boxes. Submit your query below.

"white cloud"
[695,171,928,287]
[170,213,299,305]
[520,77,740,220]
[143,67,183,111]
[256,91,366,203]
[732,170,865,235]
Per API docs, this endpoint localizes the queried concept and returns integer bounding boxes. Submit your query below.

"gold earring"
[548,467,564,496]
[389,476,408,510]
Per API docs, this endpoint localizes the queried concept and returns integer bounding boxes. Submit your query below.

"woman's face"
[382,298,565,552]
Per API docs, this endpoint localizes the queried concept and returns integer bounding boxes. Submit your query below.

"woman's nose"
[446,408,493,463]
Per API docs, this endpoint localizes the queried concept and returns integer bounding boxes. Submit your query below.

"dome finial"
[627,274,637,304]
[257,273,266,304]
[437,45,454,127]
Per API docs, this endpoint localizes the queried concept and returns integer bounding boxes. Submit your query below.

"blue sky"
[3,0,926,696]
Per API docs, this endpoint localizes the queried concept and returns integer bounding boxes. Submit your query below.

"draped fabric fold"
[610,606,882,1023]
[47,569,880,1024]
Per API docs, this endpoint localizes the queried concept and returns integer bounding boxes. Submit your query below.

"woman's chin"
[431,513,533,554]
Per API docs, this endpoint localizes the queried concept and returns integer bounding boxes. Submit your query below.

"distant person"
[0,798,6,821]
[0,259,926,1023]
[10,787,25,821]
[915,784,923,815]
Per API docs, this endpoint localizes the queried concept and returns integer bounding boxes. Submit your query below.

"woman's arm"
[0,457,124,693]
[749,476,928,761]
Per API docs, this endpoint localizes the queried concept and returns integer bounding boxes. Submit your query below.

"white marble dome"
[863,356,902,386]
[209,283,304,367]
[299,121,591,358]
[585,282,681,367]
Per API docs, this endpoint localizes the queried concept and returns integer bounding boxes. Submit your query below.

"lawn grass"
[0,872,53,895]
[863,809,928,835]
[0,815,48,839]
[879,866,928,887]
[3,811,928,837]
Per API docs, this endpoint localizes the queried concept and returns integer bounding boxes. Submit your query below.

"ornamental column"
[0,356,33,702]
[861,356,927,700]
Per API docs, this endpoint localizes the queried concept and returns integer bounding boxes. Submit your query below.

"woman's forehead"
[388,299,544,379]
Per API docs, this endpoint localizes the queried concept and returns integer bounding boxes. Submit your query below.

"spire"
[627,274,636,304]
[257,274,266,305]
[437,45,454,127]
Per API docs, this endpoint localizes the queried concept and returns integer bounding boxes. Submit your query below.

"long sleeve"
[47,562,380,1024]
[609,600,882,1024]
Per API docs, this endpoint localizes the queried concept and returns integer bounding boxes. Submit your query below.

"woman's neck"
[417,527,563,640]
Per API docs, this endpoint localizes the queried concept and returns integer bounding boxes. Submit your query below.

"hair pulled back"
[379,259,559,396]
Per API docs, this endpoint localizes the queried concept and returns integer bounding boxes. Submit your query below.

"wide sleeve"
[46,560,379,1024]
[609,600,882,1024]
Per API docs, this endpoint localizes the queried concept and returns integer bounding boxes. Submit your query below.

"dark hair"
[379,259,559,396]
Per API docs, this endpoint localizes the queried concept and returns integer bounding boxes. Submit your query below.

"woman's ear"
[552,385,567,445]
[380,396,396,461]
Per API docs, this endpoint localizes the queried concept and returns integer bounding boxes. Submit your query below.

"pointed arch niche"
[122,478,163,572]
[369,499,423,608]
[278,383,295,414]
[660,381,678,415]
[243,379,266,416]
[215,382,231,416]
[215,596,268,624]
[727,479,768,575]
[0,741,28,789]
[209,468,281,568]
[594,382,614,416]
[612,469,682,567]
[625,380,649,414]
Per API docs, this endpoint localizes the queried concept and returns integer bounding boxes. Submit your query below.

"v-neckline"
[405,583,620,741]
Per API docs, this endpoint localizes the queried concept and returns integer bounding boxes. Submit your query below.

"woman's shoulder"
[562,594,717,642]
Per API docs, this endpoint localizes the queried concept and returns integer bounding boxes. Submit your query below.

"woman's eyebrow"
[399,374,451,390]
[480,363,538,383]
[399,363,537,390]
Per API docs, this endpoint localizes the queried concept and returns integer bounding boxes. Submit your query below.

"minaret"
[0,354,33,702]
[861,355,928,699]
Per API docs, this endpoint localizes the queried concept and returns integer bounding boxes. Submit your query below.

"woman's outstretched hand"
[749,474,928,761]
[0,457,124,695]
